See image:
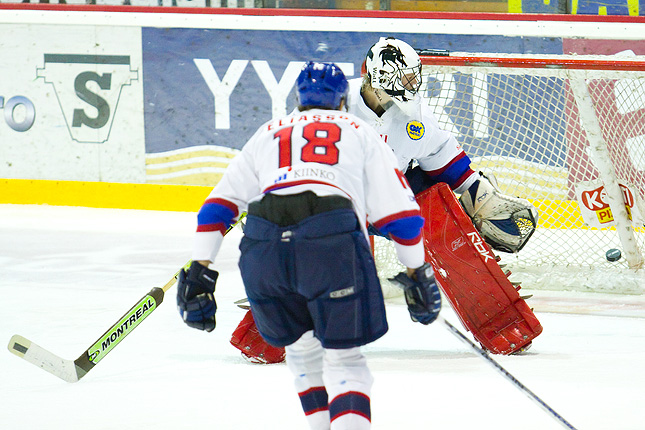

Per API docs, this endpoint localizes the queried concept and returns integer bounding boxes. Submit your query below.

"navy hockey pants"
[238,208,388,349]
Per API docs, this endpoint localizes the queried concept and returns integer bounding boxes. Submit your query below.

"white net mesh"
[374,54,645,295]
[371,236,407,300]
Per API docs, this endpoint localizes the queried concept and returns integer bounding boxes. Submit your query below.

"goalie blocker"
[421,183,542,354]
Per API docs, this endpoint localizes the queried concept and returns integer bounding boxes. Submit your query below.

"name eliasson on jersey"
[267,113,361,131]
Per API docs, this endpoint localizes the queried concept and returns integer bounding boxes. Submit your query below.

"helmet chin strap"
[373,88,394,107]
[361,88,394,116]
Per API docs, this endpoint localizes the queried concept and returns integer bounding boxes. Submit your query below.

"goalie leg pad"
[230,309,286,364]
[419,183,542,355]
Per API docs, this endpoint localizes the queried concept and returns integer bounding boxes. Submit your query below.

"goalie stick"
[7,260,192,383]
[7,213,248,382]
[440,316,579,430]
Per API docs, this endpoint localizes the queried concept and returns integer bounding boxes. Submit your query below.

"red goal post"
[376,51,645,296]
[417,51,645,72]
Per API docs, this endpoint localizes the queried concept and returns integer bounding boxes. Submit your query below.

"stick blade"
[8,335,80,383]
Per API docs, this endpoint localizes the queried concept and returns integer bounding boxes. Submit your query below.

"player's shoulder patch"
[406,120,425,140]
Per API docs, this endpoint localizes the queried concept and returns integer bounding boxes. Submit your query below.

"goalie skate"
[419,183,542,355]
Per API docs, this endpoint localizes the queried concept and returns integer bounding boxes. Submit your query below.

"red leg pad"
[418,183,542,355]
[230,309,286,364]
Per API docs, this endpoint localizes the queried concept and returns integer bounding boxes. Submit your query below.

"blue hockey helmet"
[296,62,348,110]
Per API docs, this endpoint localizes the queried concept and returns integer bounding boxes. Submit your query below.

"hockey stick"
[7,260,192,383]
[7,213,247,383]
[440,316,578,430]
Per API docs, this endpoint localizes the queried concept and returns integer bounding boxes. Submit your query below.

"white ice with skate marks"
[1,204,644,430]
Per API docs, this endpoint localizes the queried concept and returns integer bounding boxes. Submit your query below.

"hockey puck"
[606,248,622,262]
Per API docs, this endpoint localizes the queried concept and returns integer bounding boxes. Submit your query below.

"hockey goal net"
[376,51,645,297]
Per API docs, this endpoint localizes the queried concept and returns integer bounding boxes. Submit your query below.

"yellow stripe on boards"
[0,179,627,231]
[1,179,211,212]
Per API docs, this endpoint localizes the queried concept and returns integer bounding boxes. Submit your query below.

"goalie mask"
[365,37,422,115]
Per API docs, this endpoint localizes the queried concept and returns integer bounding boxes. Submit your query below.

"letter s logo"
[72,71,111,129]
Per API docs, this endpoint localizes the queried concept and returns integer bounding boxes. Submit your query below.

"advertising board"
[0,24,144,182]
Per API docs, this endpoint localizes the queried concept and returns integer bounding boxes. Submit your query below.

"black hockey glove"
[391,262,441,325]
[177,261,219,332]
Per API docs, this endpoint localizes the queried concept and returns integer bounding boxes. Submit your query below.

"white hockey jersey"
[346,78,477,193]
[193,108,425,268]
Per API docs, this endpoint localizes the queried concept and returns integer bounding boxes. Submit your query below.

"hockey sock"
[323,347,373,430]
[285,331,330,430]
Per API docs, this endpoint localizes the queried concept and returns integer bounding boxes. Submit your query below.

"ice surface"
[1,204,644,430]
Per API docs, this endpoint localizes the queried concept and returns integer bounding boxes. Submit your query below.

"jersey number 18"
[275,122,341,168]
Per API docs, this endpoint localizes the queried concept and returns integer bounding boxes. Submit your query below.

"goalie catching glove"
[390,262,442,325]
[177,261,218,332]
[460,173,538,253]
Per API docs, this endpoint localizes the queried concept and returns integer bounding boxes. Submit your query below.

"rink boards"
[1,7,644,228]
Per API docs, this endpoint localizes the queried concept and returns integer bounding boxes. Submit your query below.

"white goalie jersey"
[346,78,470,177]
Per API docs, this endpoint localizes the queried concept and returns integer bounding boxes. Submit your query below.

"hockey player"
[176,62,442,430]
[352,36,538,253]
